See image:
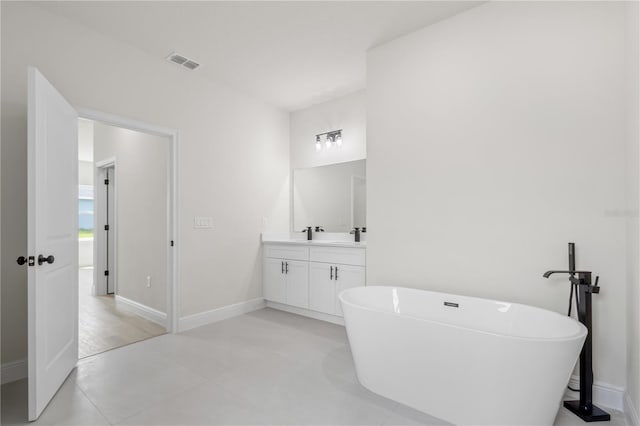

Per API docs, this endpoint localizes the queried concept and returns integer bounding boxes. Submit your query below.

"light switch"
[194,216,213,229]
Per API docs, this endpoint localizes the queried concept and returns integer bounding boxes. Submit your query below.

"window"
[79,185,94,239]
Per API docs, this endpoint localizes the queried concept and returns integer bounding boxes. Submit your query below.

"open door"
[27,67,79,420]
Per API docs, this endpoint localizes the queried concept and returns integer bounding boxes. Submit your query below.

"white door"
[284,260,309,308]
[309,262,335,314]
[334,265,365,316]
[28,67,79,421]
[264,258,286,303]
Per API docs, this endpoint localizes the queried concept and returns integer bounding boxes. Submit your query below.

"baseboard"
[115,295,167,328]
[266,301,345,326]
[178,298,266,332]
[625,393,640,426]
[564,376,624,411]
[2,358,27,385]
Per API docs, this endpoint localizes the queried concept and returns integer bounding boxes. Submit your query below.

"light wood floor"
[79,268,166,359]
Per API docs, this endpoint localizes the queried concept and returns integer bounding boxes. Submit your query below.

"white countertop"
[261,233,366,248]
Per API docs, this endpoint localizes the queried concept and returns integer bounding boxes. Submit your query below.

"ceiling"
[37,1,480,111]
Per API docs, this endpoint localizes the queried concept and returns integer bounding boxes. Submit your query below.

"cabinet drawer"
[309,246,365,266]
[264,244,309,261]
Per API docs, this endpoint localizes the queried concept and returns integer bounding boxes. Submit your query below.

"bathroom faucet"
[350,227,361,242]
[302,226,312,240]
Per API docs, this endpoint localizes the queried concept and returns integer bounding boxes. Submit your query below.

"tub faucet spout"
[543,270,594,287]
[542,270,573,278]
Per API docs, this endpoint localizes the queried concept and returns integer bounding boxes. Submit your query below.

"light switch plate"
[194,216,213,229]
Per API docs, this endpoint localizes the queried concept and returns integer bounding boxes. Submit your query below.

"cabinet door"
[309,262,335,314]
[334,265,366,316]
[285,260,309,308]
[264,258,286,303]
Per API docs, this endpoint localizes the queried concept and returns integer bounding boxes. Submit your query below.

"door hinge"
[104,179,110,185]
[104,270,109,276]
[104,224,110,231]
[170,240,174,247]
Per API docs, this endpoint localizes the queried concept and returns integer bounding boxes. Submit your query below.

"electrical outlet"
[146,276,151,288]
[194,216,213,229]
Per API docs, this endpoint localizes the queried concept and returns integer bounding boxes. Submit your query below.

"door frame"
[93,158,117,297]
[77,106,180,333]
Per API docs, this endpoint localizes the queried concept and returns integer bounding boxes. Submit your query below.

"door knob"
[38,255,55,265]
[16,256,27,265]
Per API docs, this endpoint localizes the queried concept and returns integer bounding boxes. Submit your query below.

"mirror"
[293,160,366,233]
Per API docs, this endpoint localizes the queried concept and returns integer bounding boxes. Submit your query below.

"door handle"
[281,261,284,274]
[330,266,333,280]
[37,254,55,266]
[285,262,289,274]
[335,266,338,280]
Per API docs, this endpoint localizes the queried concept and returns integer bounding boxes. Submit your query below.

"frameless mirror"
[293,160,366,233]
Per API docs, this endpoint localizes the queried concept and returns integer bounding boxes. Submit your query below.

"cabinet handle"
[335,266,338,280]
[281,261,284,274]
[330,266,333,280]
[285,262,289,274]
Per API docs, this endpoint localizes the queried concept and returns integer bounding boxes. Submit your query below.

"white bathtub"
[339,286,587,426]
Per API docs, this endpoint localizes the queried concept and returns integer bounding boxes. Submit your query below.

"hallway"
[79,268,165,358]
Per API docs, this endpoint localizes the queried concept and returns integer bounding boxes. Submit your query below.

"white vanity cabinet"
[308,247,365,316]
[308,262,335,314]
[333,264,366,315]
[263,245,309,308]
[263,241,366,322]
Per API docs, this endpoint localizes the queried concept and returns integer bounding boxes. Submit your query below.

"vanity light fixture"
[314,130,342,151]
[325,134,333,149]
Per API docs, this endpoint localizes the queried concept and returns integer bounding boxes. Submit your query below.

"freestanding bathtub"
[339,286,587,426]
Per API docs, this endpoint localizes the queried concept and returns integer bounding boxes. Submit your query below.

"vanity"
[262,239,366,324]
[263,158,367,324]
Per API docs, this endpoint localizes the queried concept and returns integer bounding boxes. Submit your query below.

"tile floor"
[1,308,627,425]
[79,268,166,358]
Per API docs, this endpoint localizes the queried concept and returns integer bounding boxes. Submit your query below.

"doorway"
[77,118,172,359]
[95,161,115,296]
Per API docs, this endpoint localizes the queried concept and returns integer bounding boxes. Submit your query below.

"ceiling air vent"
[166,52,201,71]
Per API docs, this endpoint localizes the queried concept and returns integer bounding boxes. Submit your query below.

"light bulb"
[335,134,342,147]
[315,141,322,151]
[325,135,333,148]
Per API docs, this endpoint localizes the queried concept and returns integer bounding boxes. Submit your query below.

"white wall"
[1,3,290,364]
[367,1,628,390]
[290,90,366,169]
[625,0,640,419]
[93,121,169,313]
[78,161,93,185]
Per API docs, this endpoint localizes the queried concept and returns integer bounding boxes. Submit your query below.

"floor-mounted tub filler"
[339,286,587,426]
